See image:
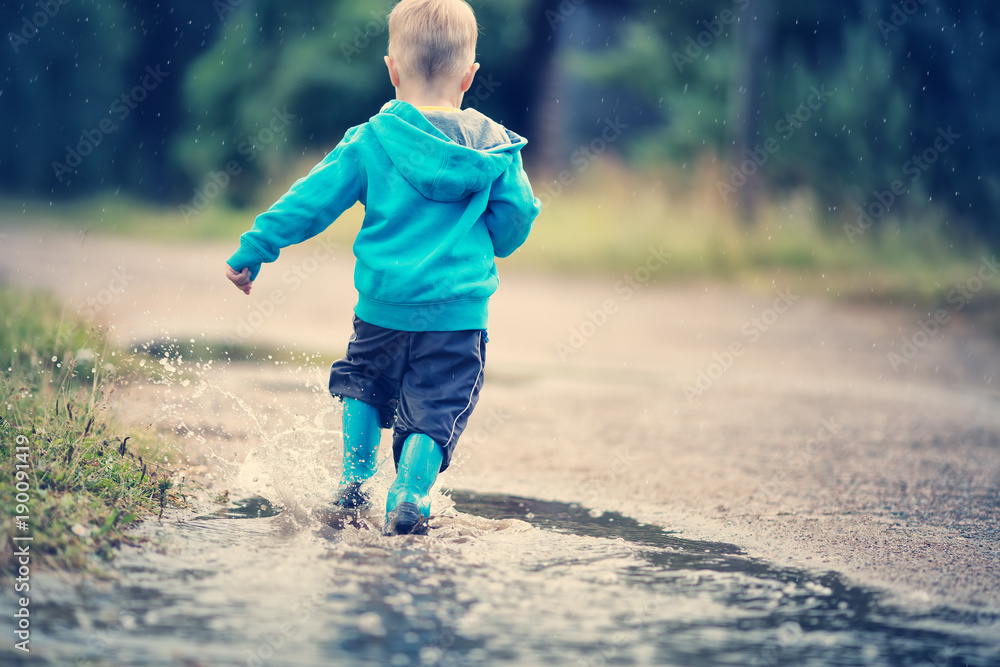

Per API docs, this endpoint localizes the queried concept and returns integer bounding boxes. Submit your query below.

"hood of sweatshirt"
[369,100,527,202]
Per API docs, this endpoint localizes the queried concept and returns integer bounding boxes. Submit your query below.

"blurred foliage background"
[1,0,998,247]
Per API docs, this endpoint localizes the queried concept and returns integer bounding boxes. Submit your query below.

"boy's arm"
[483,151,541,258]
[226,130,365,281]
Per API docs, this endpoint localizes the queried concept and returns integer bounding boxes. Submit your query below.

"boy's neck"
[394,84,464,110]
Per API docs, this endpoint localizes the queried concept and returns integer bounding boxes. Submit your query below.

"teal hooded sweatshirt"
[226,100,541,332]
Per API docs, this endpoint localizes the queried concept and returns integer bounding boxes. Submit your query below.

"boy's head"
[386,0,478,83]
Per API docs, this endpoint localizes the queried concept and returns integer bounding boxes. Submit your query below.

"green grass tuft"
[0,287,179,572]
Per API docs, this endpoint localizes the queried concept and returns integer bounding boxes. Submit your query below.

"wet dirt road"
[1,226,999,665]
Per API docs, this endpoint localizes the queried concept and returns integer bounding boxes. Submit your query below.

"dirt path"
[3,225,999,611]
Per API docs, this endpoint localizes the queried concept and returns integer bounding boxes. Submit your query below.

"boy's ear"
[460,62,480,93]
[385,56,401,87]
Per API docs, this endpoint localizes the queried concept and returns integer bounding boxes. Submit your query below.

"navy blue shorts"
[328,316,487,472]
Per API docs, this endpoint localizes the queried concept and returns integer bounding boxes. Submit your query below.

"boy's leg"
[385,329,487,533]
[392,328,487,472]
[335,397,381,509]
[384,433,444,535]
[328,316,409,508]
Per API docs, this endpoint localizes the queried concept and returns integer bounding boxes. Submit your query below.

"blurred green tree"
[563,0,1000,243]
[0,0,219,200]
[0,0,997,245]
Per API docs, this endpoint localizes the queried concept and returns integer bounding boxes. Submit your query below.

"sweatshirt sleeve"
[483,151,542,258]
[226,129,365,280]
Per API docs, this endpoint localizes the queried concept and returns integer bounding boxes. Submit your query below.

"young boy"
[224,0,541,535]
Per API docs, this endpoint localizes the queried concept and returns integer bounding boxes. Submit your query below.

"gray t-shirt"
[420,107,511,151]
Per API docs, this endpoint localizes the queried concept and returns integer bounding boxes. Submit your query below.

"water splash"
[127,336,453,529]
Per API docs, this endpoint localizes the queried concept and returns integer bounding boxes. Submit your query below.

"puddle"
[449,492,1000,666]
[3,491,997,667]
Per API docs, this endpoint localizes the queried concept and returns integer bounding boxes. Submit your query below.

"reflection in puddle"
[450,490,743,551]
[195,495,282,520]
[2,492,997,667]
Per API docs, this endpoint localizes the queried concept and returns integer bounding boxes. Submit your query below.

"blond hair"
[387,0,478,81]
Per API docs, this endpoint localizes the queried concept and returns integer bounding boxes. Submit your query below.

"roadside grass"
[511,160,996,301]
[3,157,996,314]
[0,287,180,572]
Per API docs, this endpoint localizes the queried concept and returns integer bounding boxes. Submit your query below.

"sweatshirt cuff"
[226,245,266,281]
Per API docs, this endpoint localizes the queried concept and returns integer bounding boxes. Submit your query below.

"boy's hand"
[225,264,253,295]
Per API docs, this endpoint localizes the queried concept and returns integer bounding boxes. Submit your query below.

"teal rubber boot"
[336,398,381,510]
[384,433,444,535]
